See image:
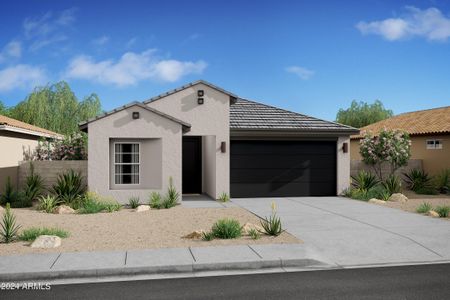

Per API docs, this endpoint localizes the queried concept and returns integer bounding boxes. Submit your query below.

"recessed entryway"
[182,136,202,194]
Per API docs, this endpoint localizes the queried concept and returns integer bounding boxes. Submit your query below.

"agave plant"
[351,170,379,192]
[403,169,433,192]
[52,169,86,205]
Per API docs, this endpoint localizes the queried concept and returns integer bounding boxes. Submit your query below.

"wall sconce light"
[197,90,204,97]
[221,141,226,153]
[197,98,204,105]
[342,142,348,153]
[132,112,140,119]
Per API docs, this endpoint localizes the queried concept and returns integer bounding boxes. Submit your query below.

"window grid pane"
[114,143,139,184]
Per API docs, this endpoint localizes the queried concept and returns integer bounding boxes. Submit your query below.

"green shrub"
[218,192,230,202]
[149,192,162,209]
[351,171,379,192]
[19,227,69,241]
[23,162,45,206]
[77,192,121,214]
[403,169,435,193]
[381,175,402,195]
[416,202,433,214]
[248,228,261,240]
[434,169,450,194]
[128,197,140,209]
[201,231,214,241]
[1,203,21,243]
[211,218,242,239]
[0,177,29,208]
[435,206,450,218]
[161,177,179,209]
[377,188,392,201]
[52,170,86,205]
[37,195,61,213]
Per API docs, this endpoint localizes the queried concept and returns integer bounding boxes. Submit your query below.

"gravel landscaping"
[0,206,300,256]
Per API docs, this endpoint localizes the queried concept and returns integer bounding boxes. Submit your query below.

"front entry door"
[182,136,202,194]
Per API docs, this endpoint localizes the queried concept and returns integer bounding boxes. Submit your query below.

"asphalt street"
[3,263,450,300]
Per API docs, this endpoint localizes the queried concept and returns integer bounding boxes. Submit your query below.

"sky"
[0,0,449,121]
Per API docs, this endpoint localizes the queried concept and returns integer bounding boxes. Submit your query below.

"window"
[114,143,140,184]
[426,139,443,150]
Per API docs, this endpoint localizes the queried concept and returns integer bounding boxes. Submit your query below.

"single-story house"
[350,106,450,175]
[0,115,62,192]
[79,80,358,202]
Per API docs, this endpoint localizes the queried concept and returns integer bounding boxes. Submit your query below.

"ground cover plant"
[416,202,432,214]
[19,227,69,241]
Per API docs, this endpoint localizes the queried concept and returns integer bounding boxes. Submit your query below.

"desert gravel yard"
[0,206,300,256]
[382,196,450,218]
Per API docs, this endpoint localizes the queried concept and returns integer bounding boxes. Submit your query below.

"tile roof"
[351,106,450,139]
[230,98,358,133]
[0,114,61,137]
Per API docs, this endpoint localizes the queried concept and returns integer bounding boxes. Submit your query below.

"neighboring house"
[0,115,62,192]
[79,80,358,202]
[350,106,450,176]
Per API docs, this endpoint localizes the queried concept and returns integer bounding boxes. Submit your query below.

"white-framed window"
[426,139,443,150]
[114,143,140,184]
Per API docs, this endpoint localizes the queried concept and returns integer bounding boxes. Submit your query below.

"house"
[0,115,62,192]
[350,106,450,175]
[79,80,358,202]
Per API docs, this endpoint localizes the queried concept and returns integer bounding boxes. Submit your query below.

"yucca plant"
[52,169,86,205]
[381,174,402,195]
[162,177,179,209]
[1,203,21,243]
[351,170,379,192]
[38,195,61,213]
[260,201,283,236]
[0,177,25,207]
[403,169,433,192]
[23,162,45,207]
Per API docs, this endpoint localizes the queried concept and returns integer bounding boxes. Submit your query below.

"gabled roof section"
[0,114,62,138]
[351,106,450,139]
[230,98,358,133]
[142,80,237,104]
[78,101,191,132]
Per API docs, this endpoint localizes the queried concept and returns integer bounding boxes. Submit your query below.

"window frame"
[113,142,141,185]
[426,139,443,150]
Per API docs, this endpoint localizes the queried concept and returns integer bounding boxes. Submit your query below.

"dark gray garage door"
[230,140,337,198]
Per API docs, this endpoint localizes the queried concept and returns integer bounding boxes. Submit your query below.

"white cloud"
[0,41,22,63]
[0,64,47,92]
[125,37,138,48]
[92,35,110,46]
[356,6,450,41]
[285,66,315,80]
[64,49,207,86]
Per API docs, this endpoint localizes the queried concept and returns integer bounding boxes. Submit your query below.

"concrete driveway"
[232,197,450,267]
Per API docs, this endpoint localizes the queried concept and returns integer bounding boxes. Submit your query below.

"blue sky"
[0,0,449,121]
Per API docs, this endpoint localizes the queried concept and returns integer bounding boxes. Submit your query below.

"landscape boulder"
[135,205,151,212]
[428,210,440,218]
[389,193,408,203]
[182,230,205,239]
[31,235,62,248]
[242,222,264,235]
[368,198,386,205]
[53,205,75,214]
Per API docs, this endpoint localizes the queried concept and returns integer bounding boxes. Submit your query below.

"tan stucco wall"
[0,131,39,192]
[337,136,351,194]
[146,83,230,199]
[87,105,183,204]
[351,134,450,175]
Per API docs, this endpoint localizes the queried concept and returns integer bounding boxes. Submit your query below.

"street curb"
[0,258,326,282]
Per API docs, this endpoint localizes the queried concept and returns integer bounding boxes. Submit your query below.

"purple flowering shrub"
[24,132,87,161]
[359,128,411,180]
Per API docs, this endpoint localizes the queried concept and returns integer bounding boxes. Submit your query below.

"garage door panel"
[230,140,336,198]
[231,155,335,169]
[230,168,336,183]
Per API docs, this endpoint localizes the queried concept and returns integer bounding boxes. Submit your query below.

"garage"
[230,140,337,198]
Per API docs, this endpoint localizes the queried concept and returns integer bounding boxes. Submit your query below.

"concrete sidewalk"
[233,197,450,267]
[0,244,331,282]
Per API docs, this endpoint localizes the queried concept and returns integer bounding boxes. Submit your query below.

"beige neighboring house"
[0,115,62,191]
[351,106,450,176]
[79,80,358,203]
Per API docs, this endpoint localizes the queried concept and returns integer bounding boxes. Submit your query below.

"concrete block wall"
[18,161,87,190]
[350,159,423,180]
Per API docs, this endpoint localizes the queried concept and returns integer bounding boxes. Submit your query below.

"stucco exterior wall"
[88,105,183,203]
[0,131,40,192]
[337,136,351,194]
[146,83,230,199]
[351,134,450,176]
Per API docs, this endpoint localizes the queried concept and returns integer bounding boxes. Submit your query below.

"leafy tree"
[0,100,10,116]
[359,129,411,180]
[8,81,101,135]
[336,100,393,128]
